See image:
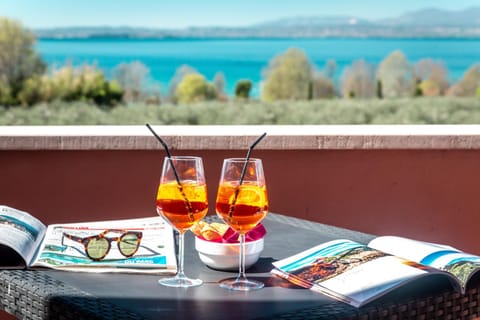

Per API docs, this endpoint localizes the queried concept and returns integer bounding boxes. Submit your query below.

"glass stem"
[237,233,247,281]
[177,231,185,279]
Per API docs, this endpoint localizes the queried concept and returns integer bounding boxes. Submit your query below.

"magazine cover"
[31,216,177,274]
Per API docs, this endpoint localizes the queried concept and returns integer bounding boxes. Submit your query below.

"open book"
[271,236,480,307]
[0,205,177,273]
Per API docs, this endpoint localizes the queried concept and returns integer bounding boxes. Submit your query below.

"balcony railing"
[1,125,480,254]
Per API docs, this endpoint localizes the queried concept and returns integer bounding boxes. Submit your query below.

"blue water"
[37,38,480,97]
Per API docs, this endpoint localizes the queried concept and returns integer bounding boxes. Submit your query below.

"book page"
[0,205,47,267]
[369,236,480,290]
[31,216,177,274]
[272,239,445,307]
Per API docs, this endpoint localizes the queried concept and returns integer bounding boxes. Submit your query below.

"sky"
[0,0,479,29]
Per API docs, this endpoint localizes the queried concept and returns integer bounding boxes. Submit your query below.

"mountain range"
[35,7,480,39]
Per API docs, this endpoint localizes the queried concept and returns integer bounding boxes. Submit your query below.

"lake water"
[37,38,480,97]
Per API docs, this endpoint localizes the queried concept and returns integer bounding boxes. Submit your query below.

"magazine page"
[272,239,451,307]
[369,236,480,292]
[31,216,177,274]
[0,205,47,267]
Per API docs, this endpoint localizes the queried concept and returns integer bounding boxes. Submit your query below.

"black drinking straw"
[228,132,267,218]
[239,132,267,186]
[146,123,194,220]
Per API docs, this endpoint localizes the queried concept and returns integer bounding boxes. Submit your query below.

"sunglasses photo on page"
[62,229,143,261]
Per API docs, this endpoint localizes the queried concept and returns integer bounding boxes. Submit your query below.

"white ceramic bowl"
[195,237,264,270]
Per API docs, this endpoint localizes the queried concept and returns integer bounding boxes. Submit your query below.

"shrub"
[418,79,441,97]
[17,75,44,106]
[2,97,480,125]
[42,64,123,107]
[175,73,217,103]
[234,80,252,99]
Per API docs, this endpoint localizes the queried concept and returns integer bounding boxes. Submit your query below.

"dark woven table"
[1,213,479,320]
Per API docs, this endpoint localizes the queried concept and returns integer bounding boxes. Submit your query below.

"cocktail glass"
[215,158,268,291]
[156,156,208,287]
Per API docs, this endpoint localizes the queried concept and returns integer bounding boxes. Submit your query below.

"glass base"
[219,278,264,291]
[158,275,203,288]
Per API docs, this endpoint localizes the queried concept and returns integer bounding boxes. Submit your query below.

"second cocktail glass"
[156,156,208,287]
[216,158,269,291]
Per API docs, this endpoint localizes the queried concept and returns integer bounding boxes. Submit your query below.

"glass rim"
[164,156,202,160]
[223,158,262,162]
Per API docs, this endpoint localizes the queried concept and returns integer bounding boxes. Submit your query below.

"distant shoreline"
[33,7,480,41]
[36,36,480,41]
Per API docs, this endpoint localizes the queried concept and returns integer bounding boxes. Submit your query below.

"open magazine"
[0,205,177,274]
[271,236,480,308]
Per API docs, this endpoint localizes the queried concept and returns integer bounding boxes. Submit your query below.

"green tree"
[234,79,252,99]
[414,59,449,96]
[311,76,335,99]
[113,61,151,103]
[376,80,383,99]
[311,60,337,99]
[175,73,217,103]
[262,48,313,101]
[376,50,414,98]
[456,64,480,96]
[168,64,197,102]
[341,60,376,98]
[0,17,45,106]
[323,59,337,80]
[213,71,227,100]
